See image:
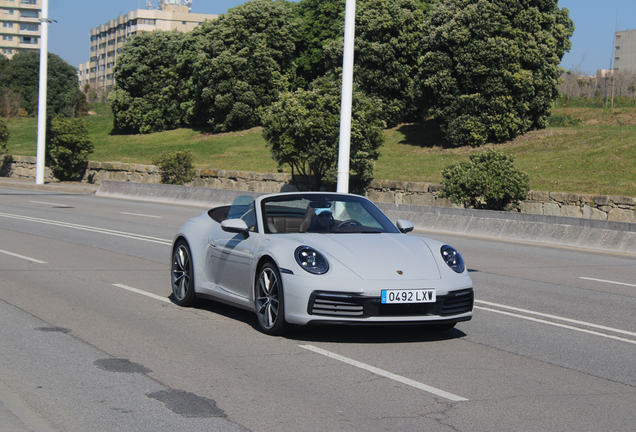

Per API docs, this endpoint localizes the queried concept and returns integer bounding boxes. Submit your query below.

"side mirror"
[221,219,250,239]
[396,219,414,234]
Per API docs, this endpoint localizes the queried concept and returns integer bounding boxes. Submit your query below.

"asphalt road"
[1,185,635,431]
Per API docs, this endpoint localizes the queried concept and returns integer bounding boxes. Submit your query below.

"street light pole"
[336,0,356,194]
[35,0,49,185]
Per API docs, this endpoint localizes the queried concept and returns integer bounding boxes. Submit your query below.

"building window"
[91,35,98,42]
[19,36,38,44]
[90,56,97,62]
[117,48,124,54]
[99,42,106,49]
[616,46,620,50]
[2,36,14,41]
[98,65,105,71]
[2,49,14,54]
[20,23,39,31]
[108,39,115,46]
[90,45,97,52]
[3,23,14,28]
[4,9,15,15]
[107,62,114,68]
[90,67,96,73]
[21,0,37,4]
[21,10,39,18]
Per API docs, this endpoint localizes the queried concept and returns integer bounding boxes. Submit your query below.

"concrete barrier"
[97,181,636,255]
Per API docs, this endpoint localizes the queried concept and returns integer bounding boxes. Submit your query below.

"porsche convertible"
[171,192,474,335]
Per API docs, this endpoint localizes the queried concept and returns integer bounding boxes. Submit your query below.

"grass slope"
[4,106,636,197]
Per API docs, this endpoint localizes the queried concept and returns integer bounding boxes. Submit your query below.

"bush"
[152,150,196,185]
[0,118,9,154]
[439,149,530,210]
[47,116,93,181]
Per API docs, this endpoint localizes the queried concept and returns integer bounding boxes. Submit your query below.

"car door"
[207,206,258,300]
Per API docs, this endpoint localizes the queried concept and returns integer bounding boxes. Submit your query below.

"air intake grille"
[440,290,474,316]
[310,296,364,317]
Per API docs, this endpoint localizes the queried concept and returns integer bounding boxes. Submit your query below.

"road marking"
[299,344,468,402]
[121,212,163,219]
[30,200,71,208]
[579,277,636,288]
[0,212,172,245]
[112,284,172,304]
[0,248,47,264]
[475,300,636,343]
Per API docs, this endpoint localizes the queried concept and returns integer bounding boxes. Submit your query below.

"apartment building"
[0,0,41,59]
[79,2,217,94]
[614,29,636,72]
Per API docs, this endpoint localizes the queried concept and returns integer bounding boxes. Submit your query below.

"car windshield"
[261,194,400,234]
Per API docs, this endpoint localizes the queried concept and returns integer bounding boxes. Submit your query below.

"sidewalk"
[0,177,98,195]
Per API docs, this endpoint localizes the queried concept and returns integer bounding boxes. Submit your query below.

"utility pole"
[336,0,356,194]
[35,0,50,185]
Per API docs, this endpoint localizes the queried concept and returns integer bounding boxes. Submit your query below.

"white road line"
[0,249,47,264]
[476,306,636,345]
[120,212,163,219]
[30,201,70,207]
[579,277,636,288]
[112,284,172,304]
[475,300,636,343]
[299,344,468,402]
[0,212,172,245]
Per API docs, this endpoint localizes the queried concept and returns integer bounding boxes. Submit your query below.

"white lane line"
[0,212,172,245]
[112,284,171,304]
[0,248,47,264]
[579,277,636,288]
[30,200,71,207]
[475,300,636,344]
[299,344,468,402]
[475,306,636,345]
[120,212,163,219]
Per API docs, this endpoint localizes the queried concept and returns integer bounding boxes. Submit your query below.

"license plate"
[381,289,436,304]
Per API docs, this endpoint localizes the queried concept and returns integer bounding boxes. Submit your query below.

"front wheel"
[255,263,289,336]
[171,240,197,307]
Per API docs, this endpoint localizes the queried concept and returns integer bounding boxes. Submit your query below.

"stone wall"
[2,154,634,222]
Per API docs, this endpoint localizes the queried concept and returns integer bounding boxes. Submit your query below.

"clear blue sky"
[48,0,635,76]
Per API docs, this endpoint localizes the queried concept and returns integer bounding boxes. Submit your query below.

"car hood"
[293,233,442,280]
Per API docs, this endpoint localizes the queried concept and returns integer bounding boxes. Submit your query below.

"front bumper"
[281,273,474,326]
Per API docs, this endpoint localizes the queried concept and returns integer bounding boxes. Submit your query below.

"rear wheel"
[171,240,197,307]
[255,263,289,335]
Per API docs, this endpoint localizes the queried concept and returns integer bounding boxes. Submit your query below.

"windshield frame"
[259,193,400,235]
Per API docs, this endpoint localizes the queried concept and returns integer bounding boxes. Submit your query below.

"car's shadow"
[175,296,467,344]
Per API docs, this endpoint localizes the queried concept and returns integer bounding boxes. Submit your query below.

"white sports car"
[171,192,473,335]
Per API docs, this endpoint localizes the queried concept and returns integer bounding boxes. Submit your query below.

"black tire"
[171,240,197,307]
[255,262,289,336]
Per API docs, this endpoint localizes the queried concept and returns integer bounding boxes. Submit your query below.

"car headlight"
[441,245,465,273]
[295,246,329,275]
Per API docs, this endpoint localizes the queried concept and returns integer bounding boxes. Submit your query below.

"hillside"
[3,106,636,197]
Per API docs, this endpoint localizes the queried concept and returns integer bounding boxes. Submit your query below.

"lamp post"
[336,0,356,193]
[35,0,50,185]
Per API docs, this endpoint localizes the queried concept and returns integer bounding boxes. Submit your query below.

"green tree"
[187,0,298,132]
[110,30,190,134]
[415,0,574,147]
[292,0,345,89]
[439,149,529,210]
[320,0,437,127]
[0,52,79,116]
[47,116,93,181]
[262,76,385,191]
[0,118,9,154]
